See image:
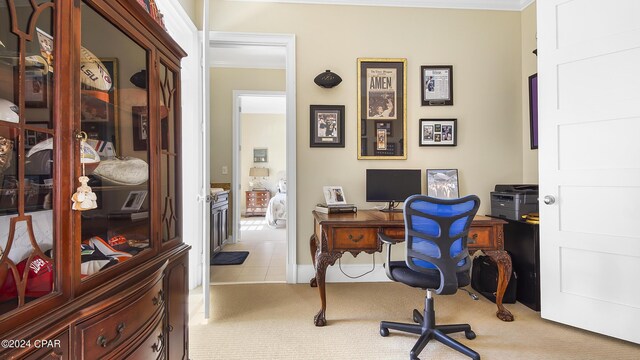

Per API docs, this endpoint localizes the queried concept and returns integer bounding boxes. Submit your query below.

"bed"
[266,179,287,228]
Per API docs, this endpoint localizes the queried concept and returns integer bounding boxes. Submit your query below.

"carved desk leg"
[485,250,515,322]
[313,251,342,327]
[309,234,318,287]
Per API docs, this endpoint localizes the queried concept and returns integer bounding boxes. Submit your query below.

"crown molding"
[229,0,536,11]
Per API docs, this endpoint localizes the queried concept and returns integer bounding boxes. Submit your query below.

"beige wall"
[210,68,286,184]
[175,0,198,25]
[210,1,526,265]
[521,1,538,183]
[240,113,286,212]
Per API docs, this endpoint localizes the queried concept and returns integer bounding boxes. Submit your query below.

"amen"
[369,76,393,89]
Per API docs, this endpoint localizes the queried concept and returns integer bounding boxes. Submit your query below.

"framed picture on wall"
[419,119,457,146]
[357,58,407,159]
[15,65,48,108]
[528,73,538,149]
[310,105,345,147]
[421,65,453,106]
[253,148,268,162]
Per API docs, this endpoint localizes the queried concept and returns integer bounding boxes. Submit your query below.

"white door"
[200,0,212,320]
[538,0,640,344]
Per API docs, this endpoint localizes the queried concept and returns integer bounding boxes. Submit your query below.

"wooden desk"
[310,210,512,326]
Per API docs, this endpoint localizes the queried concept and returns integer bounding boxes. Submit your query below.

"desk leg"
[309,234,318,287]
[485,250,515,322]
[313,251,341,327]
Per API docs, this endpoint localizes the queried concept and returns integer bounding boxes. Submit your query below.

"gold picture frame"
[357,58,407,160]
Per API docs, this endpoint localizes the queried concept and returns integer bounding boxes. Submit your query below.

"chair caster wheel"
[380,327,389,337]
[465,330,476,340]
[412,309,422,324]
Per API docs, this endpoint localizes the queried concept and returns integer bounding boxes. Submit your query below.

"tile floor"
[210,217,286,284]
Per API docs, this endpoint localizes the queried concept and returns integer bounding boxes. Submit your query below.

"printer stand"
[503,220,540,311]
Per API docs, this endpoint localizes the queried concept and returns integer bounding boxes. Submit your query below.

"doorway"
[212,92,287,283]
[207,32,297,285]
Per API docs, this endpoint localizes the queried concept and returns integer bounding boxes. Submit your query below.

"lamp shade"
[249,167,269,177]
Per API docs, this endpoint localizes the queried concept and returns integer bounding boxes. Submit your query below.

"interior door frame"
[209,32,297,283]
[232,90,286,240]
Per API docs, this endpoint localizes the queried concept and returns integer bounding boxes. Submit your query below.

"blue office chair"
[379,194,481,360]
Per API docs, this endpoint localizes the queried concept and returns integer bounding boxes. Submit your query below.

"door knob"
[543,195,556,205]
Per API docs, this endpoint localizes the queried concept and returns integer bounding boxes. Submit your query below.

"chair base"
[380,295,480,360]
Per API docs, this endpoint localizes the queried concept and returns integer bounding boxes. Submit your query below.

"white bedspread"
[0,210,53,263]
[266,192,287,228]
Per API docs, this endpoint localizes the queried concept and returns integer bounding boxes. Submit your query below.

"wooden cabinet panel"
[211,191,229,253]
[165,254,188,360]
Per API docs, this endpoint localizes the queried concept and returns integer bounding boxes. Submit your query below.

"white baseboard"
[296,264,391,283]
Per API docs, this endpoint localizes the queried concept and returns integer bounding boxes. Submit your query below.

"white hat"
[27,137,101,164]
[0,98,19,123]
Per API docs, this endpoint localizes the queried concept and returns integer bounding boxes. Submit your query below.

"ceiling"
[228,0,534,11]
[210,0,534,69]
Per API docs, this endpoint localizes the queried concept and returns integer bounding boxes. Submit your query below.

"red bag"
[0,255,54,302]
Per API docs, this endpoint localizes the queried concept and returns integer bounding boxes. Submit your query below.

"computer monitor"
[366,169,421,212]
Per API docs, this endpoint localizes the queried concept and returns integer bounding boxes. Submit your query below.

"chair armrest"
[378,233,402,281]
[378,233,403,245]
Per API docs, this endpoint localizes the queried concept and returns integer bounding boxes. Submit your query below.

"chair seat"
[388,261,470,289]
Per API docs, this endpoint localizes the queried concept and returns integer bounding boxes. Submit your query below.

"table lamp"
[249,167,269,189]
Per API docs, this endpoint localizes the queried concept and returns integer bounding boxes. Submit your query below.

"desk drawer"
[76,278,164,359]
[468,227,495,250]
[330,228,378,251]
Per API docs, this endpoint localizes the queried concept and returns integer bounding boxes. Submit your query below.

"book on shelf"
[315,203,357,214]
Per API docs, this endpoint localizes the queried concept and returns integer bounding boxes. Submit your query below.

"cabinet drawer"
[468,227,495,249]
[124,312,165,360]
[330,228,378,251]
[382,228,405,239]
[76,278,164,359]
[23,330,70,360]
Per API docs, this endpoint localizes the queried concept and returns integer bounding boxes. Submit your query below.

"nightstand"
[246,190,271,216]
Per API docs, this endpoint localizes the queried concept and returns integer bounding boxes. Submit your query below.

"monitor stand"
[380,201,402,213]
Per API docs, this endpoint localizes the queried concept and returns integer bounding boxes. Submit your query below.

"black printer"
[490,184,539,221]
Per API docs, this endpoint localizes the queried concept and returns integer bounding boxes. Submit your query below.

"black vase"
[314,70,342,88]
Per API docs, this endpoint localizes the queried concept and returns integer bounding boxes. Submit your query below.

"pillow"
[92,157,148,185]
[278,179,287,193]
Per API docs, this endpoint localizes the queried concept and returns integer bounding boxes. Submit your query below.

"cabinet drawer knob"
[96,322,125,348]
[348,234,364,243]
[468,233,478,244]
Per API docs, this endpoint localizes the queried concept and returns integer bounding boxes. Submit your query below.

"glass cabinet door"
[0,1,56,314]
[78,2,151,279]
[159,63,180,243]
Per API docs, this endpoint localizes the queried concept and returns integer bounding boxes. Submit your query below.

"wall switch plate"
[222,166,228,175]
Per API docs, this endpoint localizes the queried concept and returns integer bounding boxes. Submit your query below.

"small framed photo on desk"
[323,186,347,205]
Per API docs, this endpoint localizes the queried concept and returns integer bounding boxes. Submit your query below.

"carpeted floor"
[188,282,639,359]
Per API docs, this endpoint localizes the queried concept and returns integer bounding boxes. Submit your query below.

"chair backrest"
[403,194,480,295]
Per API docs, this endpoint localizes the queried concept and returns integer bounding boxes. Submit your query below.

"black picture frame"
[419,119,457,146]
[310,105,345,147]
[421,65,453,106]
[528,73,538,149]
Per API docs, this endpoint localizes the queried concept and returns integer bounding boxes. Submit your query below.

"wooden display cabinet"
[0,1,189,358]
